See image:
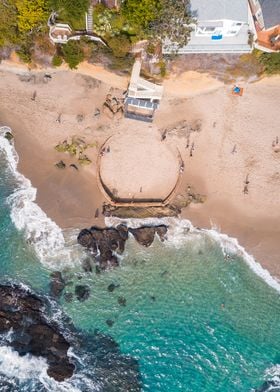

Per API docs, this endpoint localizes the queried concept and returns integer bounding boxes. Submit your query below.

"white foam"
[105,216,280,294]
[0,345,48,381]
[0,126,81,269]
[0,345,95,392]
[260,365,280,391]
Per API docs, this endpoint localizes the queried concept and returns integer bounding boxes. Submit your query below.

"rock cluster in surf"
[77,224,168,270]
[0,285,74,382]
[0,284,142,390]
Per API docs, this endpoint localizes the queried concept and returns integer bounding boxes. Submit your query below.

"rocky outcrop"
[77,225,127,270]
[77,224,168,270]
[0,285,74,382]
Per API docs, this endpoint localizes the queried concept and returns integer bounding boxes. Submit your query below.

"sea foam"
[0,126,81,269]
[105,216,280,294]
[0,345,95,392]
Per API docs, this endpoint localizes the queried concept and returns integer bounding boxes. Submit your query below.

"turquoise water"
[1,142,280,391]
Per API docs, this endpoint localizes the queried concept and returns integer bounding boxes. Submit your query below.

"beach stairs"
[86,6,93,33]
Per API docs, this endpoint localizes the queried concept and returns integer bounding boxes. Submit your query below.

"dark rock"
[95,265,101,274]
[0,284,74,382]
[108,255,119,268]
[47,361,75,382]
[64,292,74,303]
[77,224,165,270]
[118,296,126,306]
[49,271,65,298]
[129,226,156,247]
[55,160,66,169]
[106,319,115,327]
[4,131,13,142]
[70,163,78,171]
[75,285,90,302]
[77,229,93,248]
[107,283,120,292]
[150,295,156,302]
[117,224,129,240]
[155,225,168,241]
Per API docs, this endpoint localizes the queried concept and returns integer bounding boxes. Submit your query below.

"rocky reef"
[0,284,74,382]
[77,224,168,270]
[0,284,142,390]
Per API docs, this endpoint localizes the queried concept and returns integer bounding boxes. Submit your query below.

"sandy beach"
[0,61,280,278]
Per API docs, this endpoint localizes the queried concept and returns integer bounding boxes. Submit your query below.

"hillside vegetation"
[0,0,193,69]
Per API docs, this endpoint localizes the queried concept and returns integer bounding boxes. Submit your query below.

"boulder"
[77,229,93,248]
[129,226,156,247]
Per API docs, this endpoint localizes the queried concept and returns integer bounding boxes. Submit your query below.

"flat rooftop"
[260,0,280,29]
[164,25,251,53]
[190,0,248,22]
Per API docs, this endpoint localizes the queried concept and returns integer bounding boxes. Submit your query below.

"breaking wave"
[105,216,280,294]
[0,126,82,269]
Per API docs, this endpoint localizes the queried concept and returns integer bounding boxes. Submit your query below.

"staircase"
[86,6,93,33]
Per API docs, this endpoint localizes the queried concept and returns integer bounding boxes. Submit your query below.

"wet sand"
[0,63,280,279]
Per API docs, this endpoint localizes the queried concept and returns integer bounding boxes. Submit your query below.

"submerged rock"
[49,271,65,298]
[106,319,115,327]
[75,285,90,302]
[0,284,74,382]
[118,296,127,306]
[64,292,74,303]
[108,283,120,292]
[81,257,93,273]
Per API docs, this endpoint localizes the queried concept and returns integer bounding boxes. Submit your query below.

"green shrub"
[259,52,280,74]
[108,34,131,58]
[62,40,84,69]
[52,54,63,67]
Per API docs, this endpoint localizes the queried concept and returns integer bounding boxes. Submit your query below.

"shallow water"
[1,129,280,391]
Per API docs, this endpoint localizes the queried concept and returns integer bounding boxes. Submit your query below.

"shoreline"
[0,63,280,280]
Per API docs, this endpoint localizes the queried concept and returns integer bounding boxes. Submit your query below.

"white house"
[163,0,252,54]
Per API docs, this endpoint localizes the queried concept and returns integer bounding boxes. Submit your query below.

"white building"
[124,59,163,122]
[163,0,252,54]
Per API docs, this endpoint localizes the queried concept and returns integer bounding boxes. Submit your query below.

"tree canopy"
[122,0,160,32]
[49,0,90,23]
[151,0,193,48]
[15,0,48,33]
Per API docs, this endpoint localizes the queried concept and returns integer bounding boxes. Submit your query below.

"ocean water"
[1,126,280,392]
